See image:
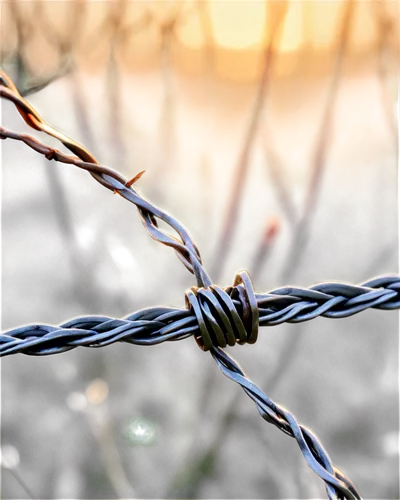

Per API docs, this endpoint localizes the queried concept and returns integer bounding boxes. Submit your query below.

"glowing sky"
[177,0,377,54]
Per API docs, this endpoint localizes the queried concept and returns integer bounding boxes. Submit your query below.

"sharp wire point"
[125,170,146,187]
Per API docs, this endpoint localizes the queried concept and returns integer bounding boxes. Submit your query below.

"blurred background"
[1,1,399,498]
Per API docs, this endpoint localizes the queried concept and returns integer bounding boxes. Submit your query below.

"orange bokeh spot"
[86,381,108,405]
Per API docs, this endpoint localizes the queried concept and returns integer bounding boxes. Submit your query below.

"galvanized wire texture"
[0,67,397,500]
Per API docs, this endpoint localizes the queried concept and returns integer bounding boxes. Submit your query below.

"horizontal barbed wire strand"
[0,275,399,357]
[2,67,395,499]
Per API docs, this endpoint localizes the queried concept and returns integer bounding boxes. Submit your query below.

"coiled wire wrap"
[1,67,396,499]
[186,271,259,350]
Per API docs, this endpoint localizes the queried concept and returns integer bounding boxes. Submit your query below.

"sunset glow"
[180,0,303,51]
[208,1,266,50]
[178,1,268,51]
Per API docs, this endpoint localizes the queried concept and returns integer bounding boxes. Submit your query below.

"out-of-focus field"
[1,1,399,499]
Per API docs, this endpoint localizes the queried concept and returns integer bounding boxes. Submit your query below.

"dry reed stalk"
[15,0,93,97]
[371,0,399,154]
[65,69,99,156]
[301,0,356,225]
[277,0,356,283]
[0,79,79,286]
[150,25,177,204]
[377,73,399,155]
[36,0,99,156]
[72,394,132,497]
[42,153,78,250]
[290,0,314,140]
[148,26,177,205]
[107,0,129,172]
[197,0,216,235]
[249,212,286,279]
[105,0,128,171]
[8,0,33,92]
[59,0,100,156]
[20,62,72,97]
[210,0,288,280]
[148,2,191,205]
[260,121,297,227]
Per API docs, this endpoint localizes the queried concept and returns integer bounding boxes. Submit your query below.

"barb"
[1,68,396,499]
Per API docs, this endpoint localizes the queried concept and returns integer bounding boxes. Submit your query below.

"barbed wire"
[211,347,361,500]
[1,67,395,499]
[2,273,398,359]
[0,69,211,289]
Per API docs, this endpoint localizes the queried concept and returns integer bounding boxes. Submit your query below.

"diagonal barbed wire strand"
[0,69,211,289]
[1,67,395,499]
[211,347,361,500]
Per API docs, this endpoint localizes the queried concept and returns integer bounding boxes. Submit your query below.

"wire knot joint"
[185,271,259,351]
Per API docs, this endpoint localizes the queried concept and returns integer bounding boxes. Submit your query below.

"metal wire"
[0,67,395,499]
[211,348,361,500]
[1,273,399,358]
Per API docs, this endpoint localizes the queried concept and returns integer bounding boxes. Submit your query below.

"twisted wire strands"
[0,67,395,499]
[0,69,211,289]
[211,348,361,500]
[2,274,399,357]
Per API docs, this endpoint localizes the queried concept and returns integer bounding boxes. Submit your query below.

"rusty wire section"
[1,67,398,499]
